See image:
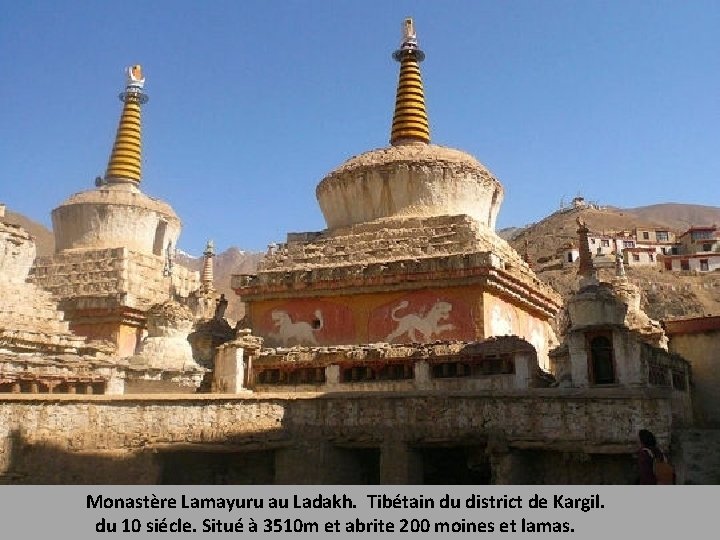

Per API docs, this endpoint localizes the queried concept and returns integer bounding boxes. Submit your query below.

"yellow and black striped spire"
[104,65,148,184]
[390,18,430,146]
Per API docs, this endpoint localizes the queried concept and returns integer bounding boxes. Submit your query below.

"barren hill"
[509,205,665,267]
[1,209,55,255]
[175,247,263,321]
[621,203,720,231]
[509,204,720,322]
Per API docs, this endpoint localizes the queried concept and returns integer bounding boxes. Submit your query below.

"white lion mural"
[268,309,324,346]
[385,300,455,343]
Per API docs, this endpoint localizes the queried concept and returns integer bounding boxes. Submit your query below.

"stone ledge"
[0,385,673,403]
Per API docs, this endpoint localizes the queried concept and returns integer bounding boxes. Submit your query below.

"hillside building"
[634,227,677,252]
[658,225,720,272]
[558,242,580,267]
[623,247,657,267]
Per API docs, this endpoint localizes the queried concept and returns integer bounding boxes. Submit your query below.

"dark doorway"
[590,335,615,384]
[418,446,491,484]
[335,447,381,484]
[157,450,275,484]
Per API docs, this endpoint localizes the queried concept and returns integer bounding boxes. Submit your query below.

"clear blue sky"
[2,1,719,255]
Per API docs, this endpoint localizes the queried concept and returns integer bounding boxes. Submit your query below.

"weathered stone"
[0,390,676,484]
[52,182,180,255]
[131,301,199,371]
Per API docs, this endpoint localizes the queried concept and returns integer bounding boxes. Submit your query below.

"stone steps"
[262,219,518,271]
[0,279,89,353]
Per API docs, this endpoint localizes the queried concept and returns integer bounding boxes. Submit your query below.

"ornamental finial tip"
[126,64,145,90]
[402,18,416,41]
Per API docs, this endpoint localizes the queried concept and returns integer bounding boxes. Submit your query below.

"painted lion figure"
[385,300,455,343]
[269,309,323,346]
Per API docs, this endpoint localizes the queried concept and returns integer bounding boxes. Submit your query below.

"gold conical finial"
[390,18,430,146]
[104,65,149,184]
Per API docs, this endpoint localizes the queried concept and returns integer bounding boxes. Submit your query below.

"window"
[649,253,655,262]
[341,363,413,382]
[700,259,709,271]
[567,252,574,263]
[672,370,687,391]
[656,231,669,242]
[256,368,326,385]
[643,232,650,240]
[681,259,690,271]
[671,247,679,255]
[691,230,713,241]
[664,260,672,271]
[623,240,635,248]
[703,243,712,252]
[632,253,640,262]
[590,335,615,384]
[601,239,610,247]
[590,239,596,245]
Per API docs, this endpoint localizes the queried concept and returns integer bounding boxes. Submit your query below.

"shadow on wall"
[0,428,641,485]
[1,429,493,486]
[0,429,280,485]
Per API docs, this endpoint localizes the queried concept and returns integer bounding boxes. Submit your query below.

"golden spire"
[104,65,148,184]
[390,18,430,146]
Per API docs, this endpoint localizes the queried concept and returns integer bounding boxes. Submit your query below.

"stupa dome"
[316,143,503,229]
[52,182,180,254]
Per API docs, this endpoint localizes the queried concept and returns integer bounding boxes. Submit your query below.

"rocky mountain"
[175,247,263,322]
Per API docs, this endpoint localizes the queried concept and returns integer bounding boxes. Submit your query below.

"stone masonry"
[0,219,104,356]
[0,390,673,484]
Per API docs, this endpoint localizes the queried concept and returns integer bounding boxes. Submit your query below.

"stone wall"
[247,339,543,393]
[0,221,35,283]
[0,221,98,354]
[672,429,720,484]
[32,248,199,311]
[667,331,720,426]
[0,389,679,484]
[0,353,124,395]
